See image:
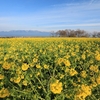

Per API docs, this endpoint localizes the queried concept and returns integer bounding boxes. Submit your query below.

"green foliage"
[0,38,100,100]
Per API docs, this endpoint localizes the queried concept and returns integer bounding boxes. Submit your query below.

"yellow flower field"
[0,38,100,100]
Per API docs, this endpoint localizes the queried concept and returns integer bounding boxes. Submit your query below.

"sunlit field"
[0,38,100,100]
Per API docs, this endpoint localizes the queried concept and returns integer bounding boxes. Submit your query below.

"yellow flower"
[0,88,10,98]
[14,77,21,84]
[95,51,99,54]
[21,75,24,79]
[95,54,100,61]
[57,58,64,65]
[72,82,78,87]
[50,80,63,94]
[60,74,64,79]
[4,57,7,61]
[37,72,40,76]
[64,55,70,59]
[71,52,76,56]
[75,45,79,48]
[33,58,38,63]
[75,85,91,100]
[16,68,22,75]
[81,54,86,60]
[36,64,41,68]
[2,62,11,70]
[44,64,49,69]
[10,78,13,82]
[29,74,32,78]
[89,65,99,73]
[80,71,87,78]
[96,76,100,85]
[81,85,91,96]
[0,82,4,86]
[65,68,70,73]
[38,86,42,89]
[69,68,78,76]
[0,74,4,80]
[64,60,71,67]
[22,63,29,71]
[90,82,97,88]
[22,80,28,86]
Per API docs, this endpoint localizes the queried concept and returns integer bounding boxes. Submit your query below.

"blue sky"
[0,0,100,32]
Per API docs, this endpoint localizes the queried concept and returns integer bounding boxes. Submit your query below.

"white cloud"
[89,0,95,5]
[0,1,100,32]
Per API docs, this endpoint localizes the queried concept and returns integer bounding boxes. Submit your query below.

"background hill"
[0,30,51,37]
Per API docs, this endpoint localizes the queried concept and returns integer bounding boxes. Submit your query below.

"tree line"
[51,29,100,37]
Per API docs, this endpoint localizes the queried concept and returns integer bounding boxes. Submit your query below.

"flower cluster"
[0,38,100,100]
[50,80,63,94]
[75,85,91,100]
[0,88,10,98]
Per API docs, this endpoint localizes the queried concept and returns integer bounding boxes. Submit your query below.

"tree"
[69,30,76,37]
[92,31,98,37]
[75,29,86,37]
[52,29,100,37]
[56,30,67,37]
[65,29,70,37]
[97,32,100,37]
[51,31,55,37]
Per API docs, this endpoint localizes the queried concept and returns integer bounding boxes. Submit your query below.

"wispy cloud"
[0,0,100,31]
[89,0,95,5]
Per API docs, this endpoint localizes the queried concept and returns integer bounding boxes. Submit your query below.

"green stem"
[53,65,57,77]
[35,76,47,94]
[29,67,47,94]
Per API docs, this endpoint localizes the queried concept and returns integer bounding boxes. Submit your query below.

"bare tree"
[51,31,55,37]
[92,31,98,37]
[56,30,67,37]
[75,29,86,37]
[52,29,100,37]
[65,29,70,37]
[97,32,100,37]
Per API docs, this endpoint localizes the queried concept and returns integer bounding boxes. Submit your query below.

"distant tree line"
[51,29,100,37]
